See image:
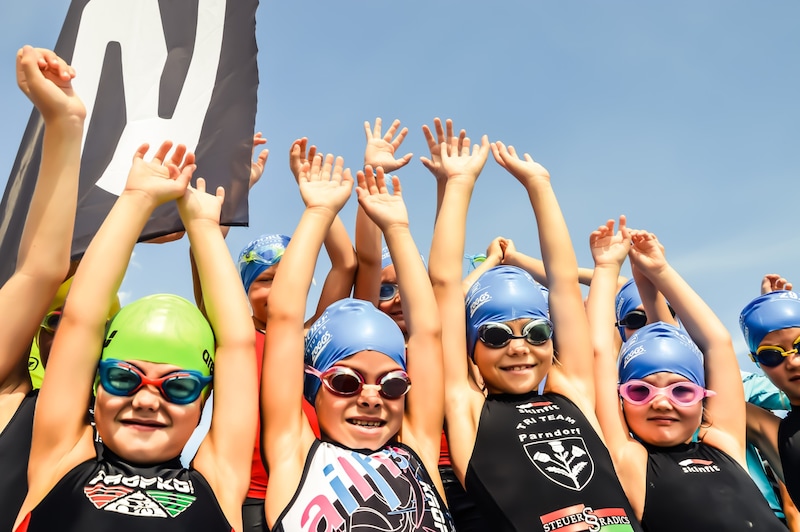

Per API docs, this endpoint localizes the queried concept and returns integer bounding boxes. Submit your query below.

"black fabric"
[21,444,232,531]
[642,442,785,531]
[779,406,800,508]
[242,497,268,532]
[0,389,37,532]
[465,391,641,532]
[439,465,491,532]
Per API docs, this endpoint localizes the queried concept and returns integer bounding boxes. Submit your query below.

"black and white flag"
[0,0,259,284]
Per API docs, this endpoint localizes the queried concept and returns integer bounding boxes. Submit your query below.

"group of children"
[2,46,800,532]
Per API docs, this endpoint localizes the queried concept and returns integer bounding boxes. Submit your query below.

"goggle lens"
[616,310,647,329]
[615,306,677,330]
[41,310,62,333]
[379,283,399,301]
[478,319,553,349]
[618,380,714,407]
[306,365,411,399]
[99,359,211,405]
[754,337,800,367]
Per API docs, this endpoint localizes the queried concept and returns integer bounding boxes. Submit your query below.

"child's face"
[621,372,703,447]
[378,265,406,336]
[248,263,280,328]
[314,350,406,451]
[94,359,202,464]
[473,318,553,395]
[758,327,800,405]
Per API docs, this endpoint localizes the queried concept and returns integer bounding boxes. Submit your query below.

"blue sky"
[1,1,799,370]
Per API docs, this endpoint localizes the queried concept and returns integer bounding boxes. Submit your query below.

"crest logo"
[525,437,594,491]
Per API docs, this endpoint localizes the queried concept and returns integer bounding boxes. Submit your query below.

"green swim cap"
[101,294,215,377]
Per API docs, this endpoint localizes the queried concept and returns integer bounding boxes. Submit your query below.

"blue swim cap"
[740,291,800,356]
[238,234,291,294]
[618,322,705,387]
[303,299,406,404]
[465,266,549,360]
[380,246,425,271]
[615,279,643,342]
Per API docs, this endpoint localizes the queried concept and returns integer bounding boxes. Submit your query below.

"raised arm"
[629,230,746,461]
[461,237,504,296]
[491,142,592,404]
[26,142,193,511]
[191,132,268,313]
[0,46,85,385]
[585,217,648,513]
[421,118,464,219]
[262,154,353,506]
[428,126,490,476]
[290,140,357,325]
[178,178,256,522]
[356,166,442,467]
[354,118,412,304]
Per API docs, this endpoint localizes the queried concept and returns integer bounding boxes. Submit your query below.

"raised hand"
[177,177,224,227]
[439,132,491,185]
[420,117,467,181]
[123,141,194,206]
[298,153,353,213]
[356,165,408,232]
[363,118,413,173]
[499,236,521,260]
[491,141,550,187]
[249,132,268,189]
[486,236,505,262]
[289,137,318,182]
[628,229,668,276]
[761,274,794,295]
[589,215,630,267]
[16,45,85,122]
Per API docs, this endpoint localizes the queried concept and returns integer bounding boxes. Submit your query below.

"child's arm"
[421,118,464,219]
[289,140,357,326]
[585,216,648,517]
[179,179,256,529]
[262,154,353,520]
[356,167,442,467]
[428,127,490,481]
[0,46,85,385]
[630,230,747,462]
[24,142,193,518]
[354,118,412,304]
[491,142,594,408]
[461,237,504,295]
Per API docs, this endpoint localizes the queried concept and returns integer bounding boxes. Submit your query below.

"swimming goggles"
[615,306,676,330]
[618,380,715,407]
[98,359,212,405]
[304,365,411,400]
[477,319,553,349]
[40,310,62,333]
[752,336,800,368]
[379,283,400,301]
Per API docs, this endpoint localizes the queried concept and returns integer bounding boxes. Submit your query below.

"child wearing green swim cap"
[16,142,257,532]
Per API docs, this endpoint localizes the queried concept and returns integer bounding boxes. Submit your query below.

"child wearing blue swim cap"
[17,142,258,532]
[588,222,784,530]
[739,280,800,509]
[429,129,641,531]
[260,151,454,530]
